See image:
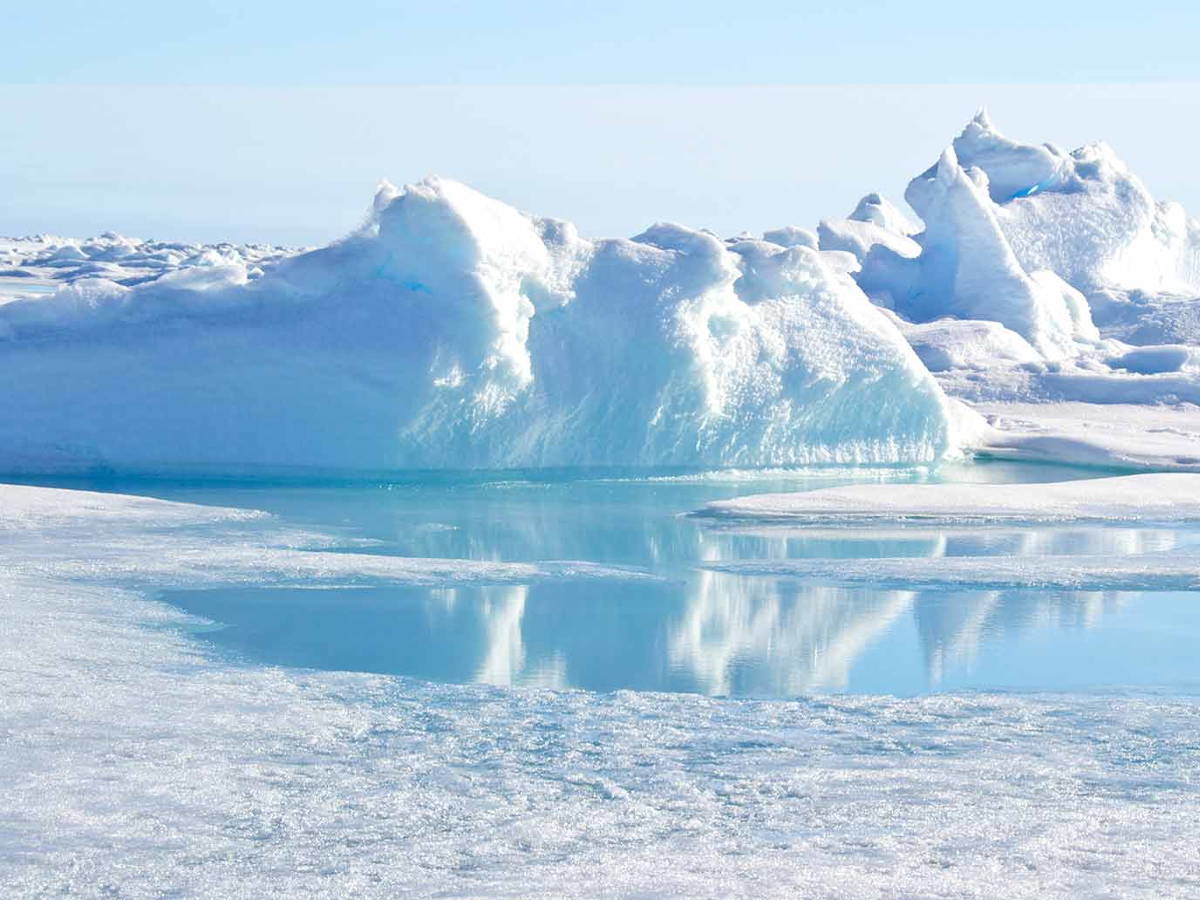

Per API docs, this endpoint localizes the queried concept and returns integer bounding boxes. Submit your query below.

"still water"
[44,462,1200,697]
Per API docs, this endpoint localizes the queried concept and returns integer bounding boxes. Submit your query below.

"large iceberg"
[0,179,967,474]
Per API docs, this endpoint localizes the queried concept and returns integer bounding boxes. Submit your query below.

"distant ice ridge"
[814,111,1200,471]
[827,109,1200,356]
[0,179,969,474]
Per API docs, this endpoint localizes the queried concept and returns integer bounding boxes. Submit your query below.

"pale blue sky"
[5,1,1198,84]
[4,3,1197,244]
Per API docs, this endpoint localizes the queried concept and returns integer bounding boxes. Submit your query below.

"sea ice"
[696,473,1200,523]
[3,479,1200,897]
[0,180,968,473]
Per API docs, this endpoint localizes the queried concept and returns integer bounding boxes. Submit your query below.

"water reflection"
[144,468,1200,697]
[167,573,1195,697]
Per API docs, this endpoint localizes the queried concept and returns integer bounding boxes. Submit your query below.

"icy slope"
[0,179,967,474]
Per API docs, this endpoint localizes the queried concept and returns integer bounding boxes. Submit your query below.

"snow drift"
[0,179,966,474]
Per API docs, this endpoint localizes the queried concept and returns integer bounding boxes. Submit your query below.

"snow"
[817,112,1200,472]
[7,108,1200,898]
[895,316,1042,372]
[4,480,1200,896]
[0,482,656,589]
[0,179,968,474]
[697,473,1200,523]
[976,402,1200,471]
[900,146,1100,359]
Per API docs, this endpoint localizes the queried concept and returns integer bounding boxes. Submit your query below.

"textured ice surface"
[0,181,965,474]
[0,483,655,589]
[698,473,1200,523]
[975,402,1200,472]
[3,480,1200,897]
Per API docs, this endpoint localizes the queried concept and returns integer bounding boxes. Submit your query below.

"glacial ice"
[705,551,1200,592]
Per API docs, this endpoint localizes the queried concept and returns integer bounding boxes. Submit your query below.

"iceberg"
[0,178,968,474]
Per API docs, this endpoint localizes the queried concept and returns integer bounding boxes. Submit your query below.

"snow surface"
[4,111,1200,474]
[4,481,1200,897]
[820,111,1200,471]
[0,482,653,589]
[705,550,1200,592]
[698,473,1200,524]
[976,402,1200,472]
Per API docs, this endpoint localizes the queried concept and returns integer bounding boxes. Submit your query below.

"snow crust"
[0,483,653,588]
[5,480,1200,896]
[698,473,1200,523]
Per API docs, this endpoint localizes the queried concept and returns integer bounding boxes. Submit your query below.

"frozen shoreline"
[697,472,1200,524]
[3,478,1200,896]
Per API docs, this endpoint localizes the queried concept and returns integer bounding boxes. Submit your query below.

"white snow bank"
[976,401,1200,472]
[896,316,1042,372]
[697,473,1200,523]
[897,111,1200,330]
[901,145,1100,359]
[0,178,969,473]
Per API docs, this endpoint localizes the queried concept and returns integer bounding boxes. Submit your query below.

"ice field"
[4,113,1200,896]
[4,468,1200,896]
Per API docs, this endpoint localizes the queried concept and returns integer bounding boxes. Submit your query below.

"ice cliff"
[0,179,965,474]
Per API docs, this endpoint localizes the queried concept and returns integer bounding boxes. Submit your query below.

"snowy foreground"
[3,111,1200,472]
[4,478,1200,897]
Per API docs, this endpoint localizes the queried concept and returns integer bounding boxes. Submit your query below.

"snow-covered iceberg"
[0,179,968,474]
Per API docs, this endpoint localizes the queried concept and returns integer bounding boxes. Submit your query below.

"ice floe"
[697,473,1200,524]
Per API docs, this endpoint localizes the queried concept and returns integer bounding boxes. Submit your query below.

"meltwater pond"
[43,462,1200,698]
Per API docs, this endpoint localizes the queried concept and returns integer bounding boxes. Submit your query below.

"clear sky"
[4,2,1199,244]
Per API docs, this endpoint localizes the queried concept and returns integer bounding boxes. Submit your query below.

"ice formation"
[6,480,1200,896]
[811,111,1200,471]
[0,180,966,474]
[698,473,1200,523]
[2,110,1200,474]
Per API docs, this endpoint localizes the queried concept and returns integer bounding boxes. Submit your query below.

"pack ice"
[0,182,963,473]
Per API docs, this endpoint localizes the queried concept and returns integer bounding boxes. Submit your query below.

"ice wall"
[0,178,967,474]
